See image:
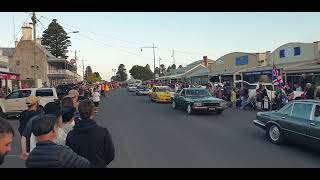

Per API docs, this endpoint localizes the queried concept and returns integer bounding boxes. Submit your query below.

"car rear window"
[36,89,54,97]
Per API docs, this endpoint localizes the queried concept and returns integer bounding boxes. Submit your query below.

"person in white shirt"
[92,89,101,112]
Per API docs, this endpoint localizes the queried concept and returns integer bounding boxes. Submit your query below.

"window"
[291,103,313,120]
[265,85,273,91]
[279,50,285,58]
[281,103,293,115]
[21,90,31,97]
[7,91,22,99]
[186,89,211,97]
[36,89,53,97]
[180,89,185,97]
[314,105,320,121]
[294,47,301,56]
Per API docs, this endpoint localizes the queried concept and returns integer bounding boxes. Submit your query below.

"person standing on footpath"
[25,114,91,168]
[66,100,115,168]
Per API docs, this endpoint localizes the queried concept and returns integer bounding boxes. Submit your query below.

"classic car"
[172,88,228,115]
[253,100,320,149]
[136,85,150,96]
[149,86,172,103]
[127,84,137,92]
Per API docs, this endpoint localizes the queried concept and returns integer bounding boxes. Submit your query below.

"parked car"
[56,84,74,96]
[0,88,58,118]
[149,86,172,103]
[127,84,137,92]
[172,88,228,115]
[235,81,303,100]
[253,100,320,149]
[136,85,150,96]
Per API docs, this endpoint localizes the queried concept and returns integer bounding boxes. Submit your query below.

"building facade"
[9,25,80,88]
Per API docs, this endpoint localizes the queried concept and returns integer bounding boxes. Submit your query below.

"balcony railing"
[48,69,79,77]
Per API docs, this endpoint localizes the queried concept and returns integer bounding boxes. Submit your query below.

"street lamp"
[68,31,80,34]
[140,43,157,81]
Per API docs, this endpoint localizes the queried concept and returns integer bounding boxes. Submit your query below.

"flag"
[272,63,283,86]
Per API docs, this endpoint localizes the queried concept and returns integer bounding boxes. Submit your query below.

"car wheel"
[266,124,284,145]
[172,101,177,109]
[186,104,193,115]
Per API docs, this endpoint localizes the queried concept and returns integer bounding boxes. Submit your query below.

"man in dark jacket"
[18,95,42,136]
[305,83,315,99]
[25,114,91,168]
[66,99,115,168]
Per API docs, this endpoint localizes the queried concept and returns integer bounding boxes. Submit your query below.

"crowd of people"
[0,82,117,168]
[142,80,320,111]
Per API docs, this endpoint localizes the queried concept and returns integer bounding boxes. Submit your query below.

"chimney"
[203,56,208,67]
[36,37,42,45]
[21,24,33,41]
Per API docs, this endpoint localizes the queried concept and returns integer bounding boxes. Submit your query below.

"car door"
[280,102,312,144]
[19,90,32,111]
[176,89,185,106]
[307,104,320,149]
[3,90,23,112]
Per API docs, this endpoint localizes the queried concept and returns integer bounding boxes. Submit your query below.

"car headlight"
[220,101,228,107]
[194,102,202,107]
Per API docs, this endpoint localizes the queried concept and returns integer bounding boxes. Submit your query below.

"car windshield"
[156,87,171,92]
[186,89,211,97]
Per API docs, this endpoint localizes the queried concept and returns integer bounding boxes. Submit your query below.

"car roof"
[183,88,207,90]
[291,100,320,104]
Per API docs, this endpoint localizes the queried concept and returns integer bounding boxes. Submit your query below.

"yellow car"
[149,86,172,103]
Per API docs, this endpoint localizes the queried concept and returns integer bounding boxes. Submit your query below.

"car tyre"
[186,104,193,115]
[266,124,284,145]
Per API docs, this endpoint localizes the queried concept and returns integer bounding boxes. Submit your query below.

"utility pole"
[72,50,80,84]
[172,49,175,65]
[31,12,37,86]
[158,56,161,67]
[81,59,86,82]
[140,43,157,81]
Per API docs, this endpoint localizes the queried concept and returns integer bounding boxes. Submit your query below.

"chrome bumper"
[253,120,266,130]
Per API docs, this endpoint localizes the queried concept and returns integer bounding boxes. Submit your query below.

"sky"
[0,12,319,81]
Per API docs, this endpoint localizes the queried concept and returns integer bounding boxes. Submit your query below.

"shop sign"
[0,73,20,80]
[244,70,272,76]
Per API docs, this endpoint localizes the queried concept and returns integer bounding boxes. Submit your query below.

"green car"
[172,88,228,115]
[253,100,320,149]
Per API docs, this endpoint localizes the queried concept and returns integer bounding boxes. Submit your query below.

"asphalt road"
[2,88,320,168]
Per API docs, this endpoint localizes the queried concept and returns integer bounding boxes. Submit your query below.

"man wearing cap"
[66,99,115,168]
[20,101,61,160]
[0,119,14,165]
[25,114,91,168]
[18,95,42,136]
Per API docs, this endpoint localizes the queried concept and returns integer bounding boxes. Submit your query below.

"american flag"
[272,63,283,86]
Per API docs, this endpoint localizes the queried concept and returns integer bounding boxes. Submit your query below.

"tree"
[160,64,166,75]
[41,19,71,59]
[171,64,176,70]
[154,67,160,75]
[115,64,127,82]
[84,66,93,81]
[129,64,153,81]
[178,65,183,69]
[87,71,102,83]
[167,66,172,72]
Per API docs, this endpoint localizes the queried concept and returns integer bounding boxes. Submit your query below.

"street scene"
[0,12,320,168]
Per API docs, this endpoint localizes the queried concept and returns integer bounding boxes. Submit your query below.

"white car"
[0,88,58,118]
[127,85,137,92]
[237,81,303,100]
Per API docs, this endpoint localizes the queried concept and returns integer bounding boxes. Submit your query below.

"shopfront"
[0,72,21,95]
